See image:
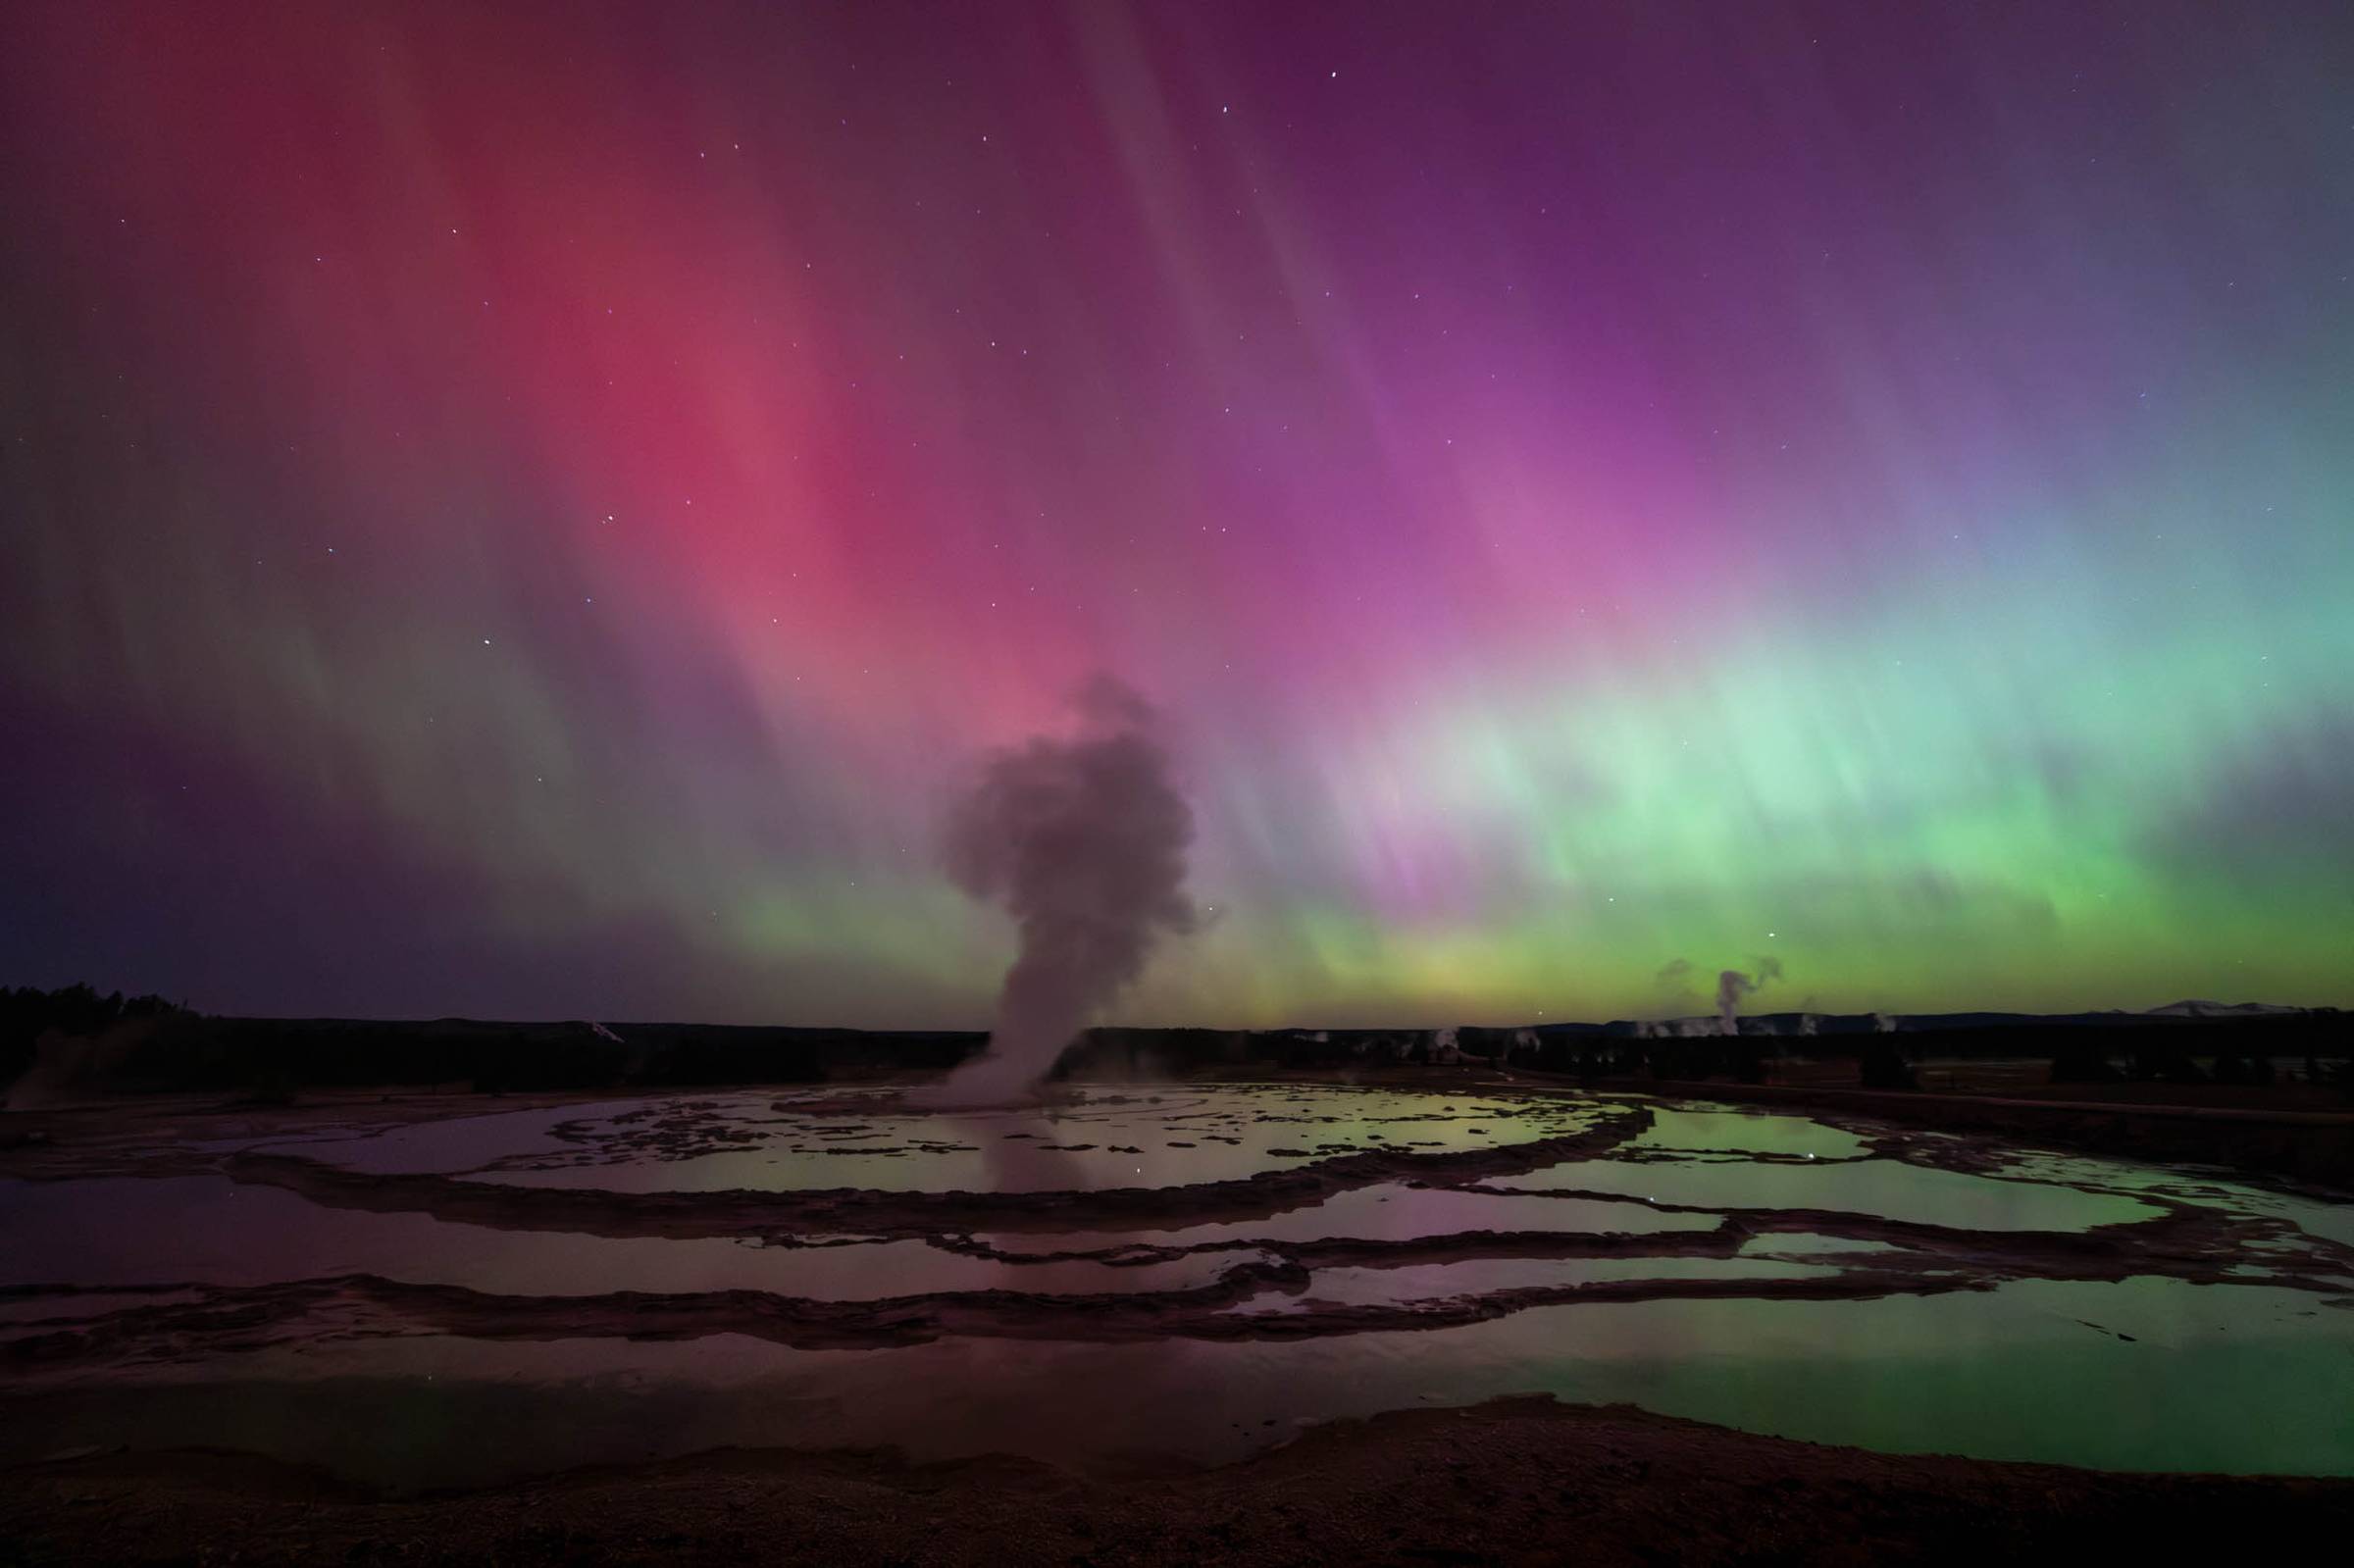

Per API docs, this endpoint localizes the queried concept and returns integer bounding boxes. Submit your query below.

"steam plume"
[929,677,1197,1105]
[1714,955,1783,1035]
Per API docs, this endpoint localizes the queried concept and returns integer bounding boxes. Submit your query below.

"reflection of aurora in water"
[3,1086,2351,1488]
[358,1085,1616,1192]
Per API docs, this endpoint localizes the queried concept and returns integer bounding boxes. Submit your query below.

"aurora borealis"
[1,1,2348,1027]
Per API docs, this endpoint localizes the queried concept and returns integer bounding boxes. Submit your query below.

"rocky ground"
[6,1396,2351,1566]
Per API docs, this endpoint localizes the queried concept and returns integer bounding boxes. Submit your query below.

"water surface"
[4,1082,2348,1487]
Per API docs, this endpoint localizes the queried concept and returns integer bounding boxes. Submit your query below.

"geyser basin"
[3,1083,2350,1490]
[274,1085,1616,1193]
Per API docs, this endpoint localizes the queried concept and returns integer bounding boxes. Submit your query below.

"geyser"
[928,676,1197,1105]
[1714,956,1783,1034]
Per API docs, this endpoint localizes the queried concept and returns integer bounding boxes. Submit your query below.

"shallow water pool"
[3,1082,2348,1487]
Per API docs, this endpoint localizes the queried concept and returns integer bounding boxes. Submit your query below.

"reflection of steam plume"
[1715,956,1783,1034]
[930,677,1197,1105]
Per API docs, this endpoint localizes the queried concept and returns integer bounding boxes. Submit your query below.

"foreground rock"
[6,1397,2350,1566]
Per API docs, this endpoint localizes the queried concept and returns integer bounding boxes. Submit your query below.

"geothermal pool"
[3,1083,2350,1489]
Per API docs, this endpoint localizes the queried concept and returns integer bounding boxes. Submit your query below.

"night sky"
[3,2,2349,1027]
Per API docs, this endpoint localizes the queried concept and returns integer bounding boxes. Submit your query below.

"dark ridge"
[6,1179,2331,1367]
[4,983,2345,1099]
